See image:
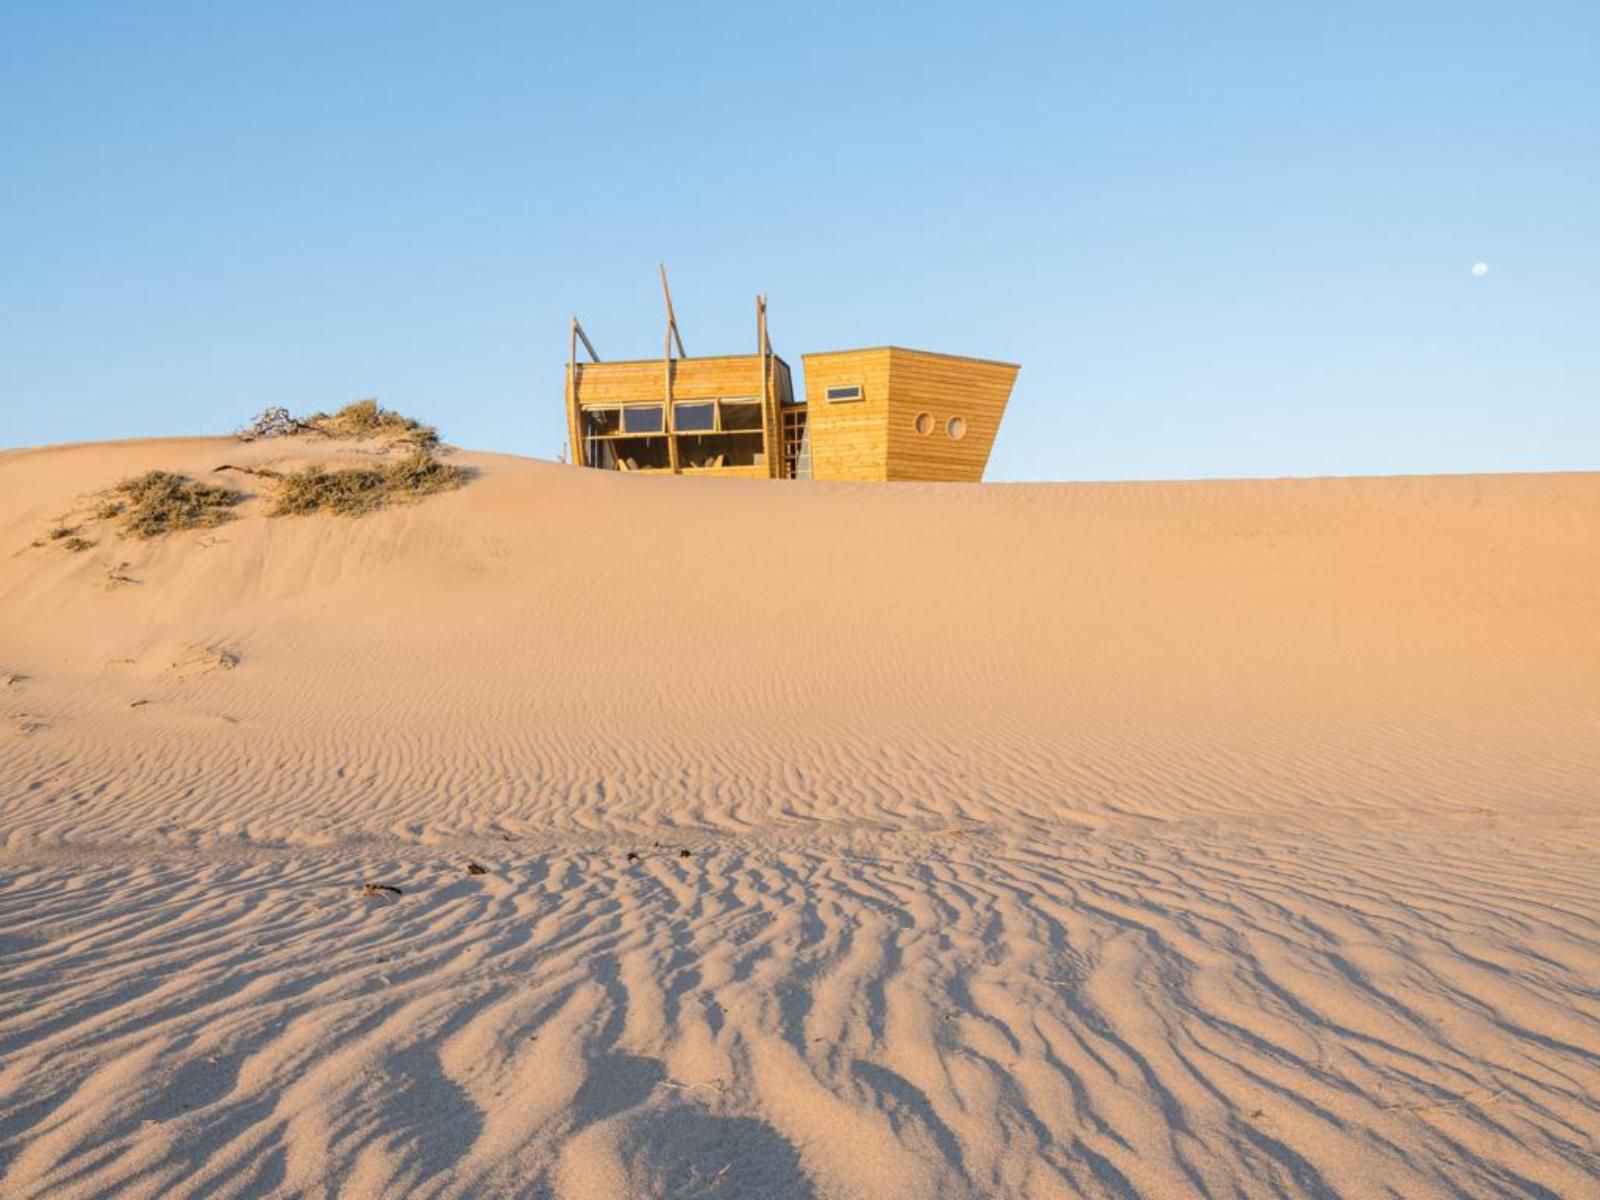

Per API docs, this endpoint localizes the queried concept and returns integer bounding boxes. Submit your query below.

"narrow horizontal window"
[825,384,864,403]
[621,405,664,434]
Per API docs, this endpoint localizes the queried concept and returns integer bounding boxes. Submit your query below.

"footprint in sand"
[164,646,241,682]
[7,712,50,736]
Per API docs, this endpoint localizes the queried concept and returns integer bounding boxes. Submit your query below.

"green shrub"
[319,399,439,448]
[116,471,242,539]
[271,450,465,517]
[383,448,465,496]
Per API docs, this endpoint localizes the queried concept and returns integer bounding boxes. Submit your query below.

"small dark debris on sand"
[465,862,487,876]
[212,463,284,480]
[626,851,640,863]
[679,848,693,859]
[360,883,403,898]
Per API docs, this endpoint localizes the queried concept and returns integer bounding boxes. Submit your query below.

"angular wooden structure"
[800,347,1019,483]
[569,353,795,479]
[565,275,1018,482]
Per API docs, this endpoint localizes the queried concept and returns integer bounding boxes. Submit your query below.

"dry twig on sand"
[237,406,320,441]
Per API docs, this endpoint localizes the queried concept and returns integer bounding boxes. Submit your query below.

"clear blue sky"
[2,2,1596,480]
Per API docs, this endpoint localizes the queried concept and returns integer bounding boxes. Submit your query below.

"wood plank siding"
[572,355,790,408]
[570,354,793,477]
[569,344,1015,482]
[796,349,897,481]
[801,348,1019,482]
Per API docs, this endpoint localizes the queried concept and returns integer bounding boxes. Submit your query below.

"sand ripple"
[1,814,1596,1199]
[1,442,1597,1197]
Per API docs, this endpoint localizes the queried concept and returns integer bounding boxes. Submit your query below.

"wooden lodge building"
[564,273,1020,482]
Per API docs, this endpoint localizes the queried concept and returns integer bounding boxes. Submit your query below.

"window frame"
[672,401,716,433]
[717,397,764,432]
[620,404,665,434]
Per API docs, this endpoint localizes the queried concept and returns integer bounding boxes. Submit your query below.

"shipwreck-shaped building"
[564,274,1018,482]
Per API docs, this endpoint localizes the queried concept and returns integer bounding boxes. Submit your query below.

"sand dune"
[1,436,1597,1198]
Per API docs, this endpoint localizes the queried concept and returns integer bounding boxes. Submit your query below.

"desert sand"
[1,434,1597,1199]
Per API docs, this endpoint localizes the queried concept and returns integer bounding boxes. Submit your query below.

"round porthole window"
[946,416,967,440]
[913,412,933,435]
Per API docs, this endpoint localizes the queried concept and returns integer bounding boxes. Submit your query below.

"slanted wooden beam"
[660,263,687,359]
[573,318,601,363]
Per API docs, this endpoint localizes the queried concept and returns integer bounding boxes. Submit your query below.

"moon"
[1471,262,1489,277]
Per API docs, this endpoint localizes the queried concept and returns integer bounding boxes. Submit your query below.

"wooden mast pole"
[661,265,680,473]
[757,294,775,477]
[660,263,686,358]
[566,314,583,467]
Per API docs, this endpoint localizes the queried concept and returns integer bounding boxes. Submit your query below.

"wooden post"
[566,314,584,468]
[662,272,680,474]
[757,294,776,477]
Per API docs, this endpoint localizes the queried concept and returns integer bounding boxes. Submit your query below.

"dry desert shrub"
[312,399,440,449]
[237,405,314,441]
[271,450,465,517]
[115,471,242,539]
[239,399,439,450]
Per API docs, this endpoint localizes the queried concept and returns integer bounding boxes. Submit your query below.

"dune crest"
[1,437,1597,1199]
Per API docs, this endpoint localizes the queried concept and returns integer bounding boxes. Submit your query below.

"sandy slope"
[0,435,1596,1199]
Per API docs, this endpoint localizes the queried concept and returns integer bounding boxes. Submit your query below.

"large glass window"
[673,401,715,432]
[621,405,664,434]
[719,399,762,431]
